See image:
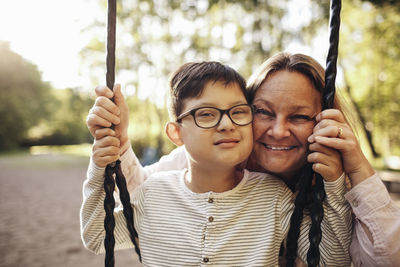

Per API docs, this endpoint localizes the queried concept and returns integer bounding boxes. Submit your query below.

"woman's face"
[251,70,322,181]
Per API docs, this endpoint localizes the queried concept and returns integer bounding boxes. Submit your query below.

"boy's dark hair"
[168,61,247,120]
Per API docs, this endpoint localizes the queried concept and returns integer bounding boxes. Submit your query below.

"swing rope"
[286,1,341,266]
[103,1,141,266]
[307,1,341,265]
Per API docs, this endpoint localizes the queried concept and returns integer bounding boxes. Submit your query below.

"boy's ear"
[165,122,184,146]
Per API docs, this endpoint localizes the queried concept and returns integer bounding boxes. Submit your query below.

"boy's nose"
[217,113,235,131]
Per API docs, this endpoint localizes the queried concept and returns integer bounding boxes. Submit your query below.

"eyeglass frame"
[176,103,254,129]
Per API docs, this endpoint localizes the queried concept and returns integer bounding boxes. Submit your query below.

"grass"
[29,143,92,157]
[0,144,92,170]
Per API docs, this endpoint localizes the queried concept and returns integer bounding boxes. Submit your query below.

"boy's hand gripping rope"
[286,1,341,266]
[103,1,141,266]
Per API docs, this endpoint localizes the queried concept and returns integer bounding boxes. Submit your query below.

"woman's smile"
[259,142,296,151]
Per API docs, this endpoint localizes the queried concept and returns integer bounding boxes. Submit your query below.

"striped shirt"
[81,160,352,266]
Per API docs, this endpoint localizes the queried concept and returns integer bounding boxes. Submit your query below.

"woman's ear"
[165,122,184,146]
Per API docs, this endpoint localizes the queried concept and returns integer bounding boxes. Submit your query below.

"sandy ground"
[1,153,399,267]
[0,153,141,267]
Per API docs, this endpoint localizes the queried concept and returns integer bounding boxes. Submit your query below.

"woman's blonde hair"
[247,52,351,124]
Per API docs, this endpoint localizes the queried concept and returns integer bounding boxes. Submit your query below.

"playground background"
[0,151,141,267]
[0,149,399,267]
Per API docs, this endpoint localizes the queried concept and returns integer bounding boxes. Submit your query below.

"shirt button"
[203,257,209,263]
[352,199,359,207]
[208,216,214,222]
[208,198,214,203]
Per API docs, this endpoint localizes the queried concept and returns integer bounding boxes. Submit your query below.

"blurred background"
[0,0,399,266]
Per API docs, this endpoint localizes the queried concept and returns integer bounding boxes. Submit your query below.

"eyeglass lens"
[194,105,252,128]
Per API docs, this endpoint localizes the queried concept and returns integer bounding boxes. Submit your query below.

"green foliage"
[81,0,320,87]
[24,88,94,146]
[78,0,400,159]
[340,0,400,156]
[126,95,175,158]
[0,42,53,150]
[23,85,172,160]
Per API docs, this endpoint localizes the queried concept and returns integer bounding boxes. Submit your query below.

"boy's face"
[177,80,253,171]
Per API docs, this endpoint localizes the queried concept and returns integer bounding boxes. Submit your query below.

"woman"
[87,52,400,266]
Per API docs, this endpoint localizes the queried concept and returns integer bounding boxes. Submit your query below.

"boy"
[81,62,351,266]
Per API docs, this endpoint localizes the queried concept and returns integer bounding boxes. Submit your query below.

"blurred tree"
[340,0,400,156]
[79,0,400,158]
[126,94,173,159]
[80,0,328,93]
[24,89,94,146]
[0,42,53,150]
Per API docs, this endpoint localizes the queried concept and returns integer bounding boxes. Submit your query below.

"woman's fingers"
[316,109,345,123]
[308,142,343,181]
[308,116,352,149]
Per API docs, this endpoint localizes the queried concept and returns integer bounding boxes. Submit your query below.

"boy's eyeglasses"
[176,104,253,129]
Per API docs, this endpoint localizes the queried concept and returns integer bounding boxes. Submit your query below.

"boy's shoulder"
[238,170,293,203]
[143,169,184,188]
[245,170,288,188]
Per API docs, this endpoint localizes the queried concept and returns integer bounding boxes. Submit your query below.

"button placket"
[202,193,217,265]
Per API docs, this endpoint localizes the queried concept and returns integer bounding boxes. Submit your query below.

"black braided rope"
[286,1,341,266]
[104,1,141,266]
[306,173,326,266]
[114,161,141,259]
[307,1,341,266]
[104,1,117,265]
[306,1,341,266]
[106,0,116,92]
[323,0,341,110]
[285,164,313,267]
[104,164,116,267]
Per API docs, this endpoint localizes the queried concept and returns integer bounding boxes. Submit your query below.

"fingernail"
[308,135,313,142]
